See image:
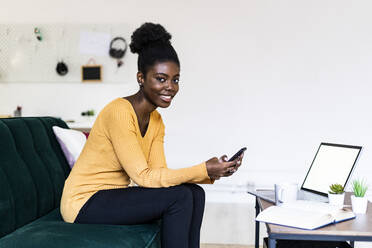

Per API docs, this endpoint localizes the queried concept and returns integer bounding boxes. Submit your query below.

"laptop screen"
[301,143,362,196]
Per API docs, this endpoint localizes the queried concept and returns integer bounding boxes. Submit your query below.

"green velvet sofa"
[0,117,161,248]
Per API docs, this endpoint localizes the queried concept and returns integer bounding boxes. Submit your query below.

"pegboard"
[0,24,130,83]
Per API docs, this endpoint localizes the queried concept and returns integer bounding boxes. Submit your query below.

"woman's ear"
[137,71,145,87]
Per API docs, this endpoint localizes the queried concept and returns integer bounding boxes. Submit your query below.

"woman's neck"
[125,91,156,121]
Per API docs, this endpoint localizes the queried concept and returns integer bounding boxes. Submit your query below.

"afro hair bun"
[130,23,172,54]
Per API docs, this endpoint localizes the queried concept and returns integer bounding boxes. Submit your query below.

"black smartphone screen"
[228,147,247,162]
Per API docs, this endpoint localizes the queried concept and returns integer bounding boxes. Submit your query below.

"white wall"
[2,0,372,246]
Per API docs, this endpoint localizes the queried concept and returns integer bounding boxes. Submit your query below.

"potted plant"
[351,179,369,214]
[328,183,345,209]
[81,109,95,122]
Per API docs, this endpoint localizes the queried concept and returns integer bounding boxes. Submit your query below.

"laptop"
[249,142,362,203]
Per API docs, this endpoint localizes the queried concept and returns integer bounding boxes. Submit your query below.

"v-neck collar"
[120,98,153,138]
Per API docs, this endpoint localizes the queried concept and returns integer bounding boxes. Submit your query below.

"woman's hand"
[206,153,244,180]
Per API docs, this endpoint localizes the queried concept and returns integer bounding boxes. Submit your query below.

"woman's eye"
[156,77,166,83]
[173,78,179,84]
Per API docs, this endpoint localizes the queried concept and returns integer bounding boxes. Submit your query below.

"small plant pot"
[328,193,345,209]
[351,195,368,214]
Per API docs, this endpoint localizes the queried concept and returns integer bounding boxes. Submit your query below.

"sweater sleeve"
[104,109,211,188]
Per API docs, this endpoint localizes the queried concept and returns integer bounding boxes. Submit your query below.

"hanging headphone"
[56,60,68,76]
[109,37,127,59]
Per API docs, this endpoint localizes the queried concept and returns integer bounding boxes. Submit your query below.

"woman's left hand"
[227,152,244,176]
[212,153,244,179]
[234,153,244,172]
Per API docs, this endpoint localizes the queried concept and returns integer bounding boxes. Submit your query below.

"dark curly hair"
[130,23,180,77]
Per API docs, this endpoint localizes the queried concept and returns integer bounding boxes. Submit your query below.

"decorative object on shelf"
[109,36,127,68]
[81,58,102,82]
[56,60,68,76]
[351,179,369,214]
[81,109,95,117]
[81,109,95,123]
[13,106,22,117]
[328,183,345,209]
[34,27,42,41]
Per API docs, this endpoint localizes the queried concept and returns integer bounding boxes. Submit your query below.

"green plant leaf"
[352,179,368,197]
[329,183,344,194]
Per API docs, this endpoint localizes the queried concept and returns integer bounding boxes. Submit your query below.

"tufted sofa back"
[0,117,71,238]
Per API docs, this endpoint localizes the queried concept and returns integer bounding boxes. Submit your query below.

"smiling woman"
[60,22,244,248]
[133,61,180,118]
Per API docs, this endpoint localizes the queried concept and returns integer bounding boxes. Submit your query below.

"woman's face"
[138,61,180,108]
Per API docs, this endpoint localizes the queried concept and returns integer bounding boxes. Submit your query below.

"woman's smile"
[159,94,173,103]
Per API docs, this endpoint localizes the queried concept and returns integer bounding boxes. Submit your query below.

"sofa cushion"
[52,126,87,168]
[1,119,54,218]
[0,117,70,238]
[0,208,161,248]
[39,117,71,178]
[0,120,38,237]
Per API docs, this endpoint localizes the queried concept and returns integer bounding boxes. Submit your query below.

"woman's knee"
[170,185,194,205]
[184,184,205,201]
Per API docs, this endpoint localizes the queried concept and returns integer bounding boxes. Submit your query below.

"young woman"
[60,23,244,248]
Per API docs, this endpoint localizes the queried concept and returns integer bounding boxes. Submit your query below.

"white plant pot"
[328,193,345,209]
[351,195,368,214]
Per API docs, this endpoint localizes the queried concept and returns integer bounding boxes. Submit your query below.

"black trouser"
[75,184,206,248]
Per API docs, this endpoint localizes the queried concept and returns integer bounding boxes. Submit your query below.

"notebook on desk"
[256,200,356,230]
[250,142,362,203]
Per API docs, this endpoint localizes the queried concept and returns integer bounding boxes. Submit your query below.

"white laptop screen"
[301,143,362,196]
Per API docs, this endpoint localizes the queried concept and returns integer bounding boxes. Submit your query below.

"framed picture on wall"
[81,64,102,82]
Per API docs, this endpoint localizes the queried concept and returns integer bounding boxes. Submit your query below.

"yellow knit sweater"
[60,98,212,223]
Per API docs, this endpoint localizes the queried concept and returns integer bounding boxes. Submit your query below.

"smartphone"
[228,147,247,162]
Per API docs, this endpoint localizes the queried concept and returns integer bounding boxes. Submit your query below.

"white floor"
[201,191,266,246]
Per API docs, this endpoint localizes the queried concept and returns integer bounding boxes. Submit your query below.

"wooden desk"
[252,192,372,248]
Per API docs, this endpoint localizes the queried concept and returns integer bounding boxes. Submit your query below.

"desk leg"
[255,198,260,248]
[268,238,276,248]
[350,241,354,248]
